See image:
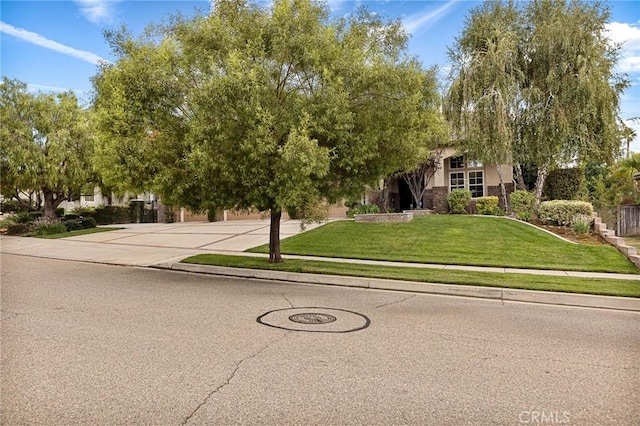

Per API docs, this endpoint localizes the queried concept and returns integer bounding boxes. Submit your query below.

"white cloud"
[402,0,458,35]
[619,56,640,74]
[605,21,640,73]
[605,21,640,51]
[0,21,107,65]
[74,0,120,25]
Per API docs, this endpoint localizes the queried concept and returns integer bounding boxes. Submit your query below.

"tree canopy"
[93,0,445,262]
[0,78,96,218]
[446,0,628,209]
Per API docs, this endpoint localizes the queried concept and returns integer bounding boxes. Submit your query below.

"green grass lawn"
[182,254,640,297]
[625,237,640,251]
[34,227,123,239]
[248,215,638,274]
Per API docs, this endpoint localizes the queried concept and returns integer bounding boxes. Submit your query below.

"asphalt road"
[2,254,639,425]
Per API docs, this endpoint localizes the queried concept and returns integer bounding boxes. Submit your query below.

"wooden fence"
[618,205,640,237]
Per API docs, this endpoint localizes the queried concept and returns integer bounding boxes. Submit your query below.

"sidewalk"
[2,219,639,312]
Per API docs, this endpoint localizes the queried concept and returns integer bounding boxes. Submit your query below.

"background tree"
[520,0,627,209]
[446,0,627,210]
[0,78,96,219]
[93,0,442,262]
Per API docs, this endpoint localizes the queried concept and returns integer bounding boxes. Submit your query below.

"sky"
[1,0,639,151]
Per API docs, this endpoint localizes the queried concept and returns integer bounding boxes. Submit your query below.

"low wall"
[403,209,433,216]
[354,213,414,223]
[594,215,640,269]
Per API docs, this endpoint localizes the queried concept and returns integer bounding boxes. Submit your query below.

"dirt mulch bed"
[530,220,607,246]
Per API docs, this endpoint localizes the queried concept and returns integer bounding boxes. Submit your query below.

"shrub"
[543,168,585,201]
[28,211,43,221]
[34,222,67,236]
[63,220,83,232]
[56,207,65,217]
[0,199,20,214]
[80,217,96,229]
[447,189,471,214]
[538,200,594,226]
[346,204,381,218]
[475,196,499,215]
[7,223,31,235]
[509,190,535,221]
[15,212,33,223]
[73,205,95,216]
[92,206,131,225]
[571,214,593,235]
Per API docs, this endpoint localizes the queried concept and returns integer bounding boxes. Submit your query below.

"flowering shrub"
[539,200,594,226]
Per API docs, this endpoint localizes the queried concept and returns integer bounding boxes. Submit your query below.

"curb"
[155,263,640,312]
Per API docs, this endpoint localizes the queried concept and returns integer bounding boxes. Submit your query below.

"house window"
[450,172,465,191]
[467,159,483,168]
[468,171,484,198]
[449,156,464,170]
[83,194,94,202]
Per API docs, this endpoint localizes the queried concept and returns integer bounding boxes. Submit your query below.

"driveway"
[0,219,331,266]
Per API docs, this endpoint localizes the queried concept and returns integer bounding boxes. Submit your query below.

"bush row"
[538,200,594,226]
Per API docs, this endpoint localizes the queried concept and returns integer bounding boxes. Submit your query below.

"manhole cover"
[257,307,370,333]
[289,313,337,324]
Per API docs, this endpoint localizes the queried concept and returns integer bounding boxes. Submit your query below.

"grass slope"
[182,254,640,297]
[248,215,638,274]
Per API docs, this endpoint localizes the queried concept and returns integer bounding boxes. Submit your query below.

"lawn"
[181,254,640,297]
[248,215,638,274]
[34,227,123,239]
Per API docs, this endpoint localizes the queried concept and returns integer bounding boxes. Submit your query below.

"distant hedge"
[91,206,131,225]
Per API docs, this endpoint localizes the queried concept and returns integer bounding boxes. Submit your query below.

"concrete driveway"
[0,219,331,266]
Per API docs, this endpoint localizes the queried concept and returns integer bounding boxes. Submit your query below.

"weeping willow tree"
[446,0,520,209]
[447,0,628,211]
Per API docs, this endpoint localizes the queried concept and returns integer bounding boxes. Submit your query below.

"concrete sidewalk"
[1,219,639,312]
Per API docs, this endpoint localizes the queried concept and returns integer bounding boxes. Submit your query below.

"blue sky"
[2,0,639,151]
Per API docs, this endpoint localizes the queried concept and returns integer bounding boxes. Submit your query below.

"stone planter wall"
[403,209,433,216]
[354,213,414,223]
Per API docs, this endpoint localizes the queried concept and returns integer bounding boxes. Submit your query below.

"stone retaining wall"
[594,215,640,269]
[402,209,434,216]
[354,213,414,223]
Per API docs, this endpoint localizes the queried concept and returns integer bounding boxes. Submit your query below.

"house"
[383,148,514,214]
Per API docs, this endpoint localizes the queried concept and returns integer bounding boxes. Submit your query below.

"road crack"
[181,331,290,425]
[374,294,416,309]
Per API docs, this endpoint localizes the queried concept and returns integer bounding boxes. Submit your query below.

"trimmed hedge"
[92,206,131,225]
[538,200,594,226]
[543,168,585,200]
[447,189,471,214]
[476,196,499,215]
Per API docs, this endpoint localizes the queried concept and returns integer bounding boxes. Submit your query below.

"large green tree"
[0,78,96,219]
[447,0,628,210]
[93,0,442,262]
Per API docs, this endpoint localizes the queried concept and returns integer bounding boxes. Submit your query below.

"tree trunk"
[269,209,283,263]
[533,163,549,213]
[496,165,509,213]
[514,164,528,191]
[379,178,391,212]
[42,189,65,220]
